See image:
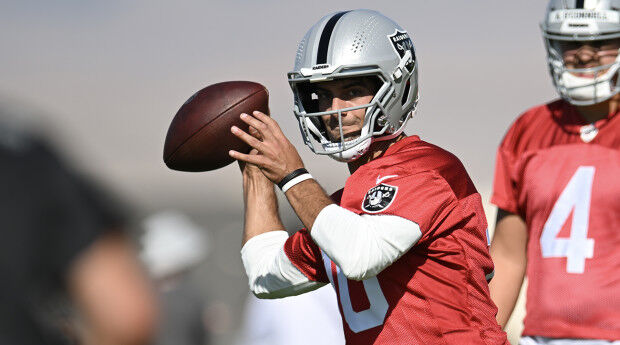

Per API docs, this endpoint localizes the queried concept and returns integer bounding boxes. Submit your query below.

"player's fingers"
[240,113,271,137]
[248,126,262,140]
[252,111,281,130]
[231,126,267,152]
[253,111,288,141]
[229,149,265,166]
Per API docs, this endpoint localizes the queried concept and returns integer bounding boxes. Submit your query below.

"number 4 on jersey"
[540,166,595,274]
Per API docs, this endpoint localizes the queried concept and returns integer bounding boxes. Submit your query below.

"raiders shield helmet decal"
[362,183,398,213]
[387,30,416,66]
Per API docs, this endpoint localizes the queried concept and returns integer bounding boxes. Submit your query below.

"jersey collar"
[556,99,619,134]
[382,135,420,157]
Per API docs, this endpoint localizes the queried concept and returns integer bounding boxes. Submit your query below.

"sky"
[0,1,556,343]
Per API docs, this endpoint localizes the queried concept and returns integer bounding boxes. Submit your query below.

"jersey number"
[322,254,388,333]
[540,166,595,274]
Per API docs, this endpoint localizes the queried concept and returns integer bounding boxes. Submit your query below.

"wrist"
[243,168,271,187]
[243,173,275,202]
[244,177,274,196]
[277,168,313,193]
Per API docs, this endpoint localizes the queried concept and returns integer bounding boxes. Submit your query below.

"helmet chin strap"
[326,137,372,162]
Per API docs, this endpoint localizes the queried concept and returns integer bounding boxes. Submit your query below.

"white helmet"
[542,0,620,105]
[288,9,419,162]
[140,211,208,279]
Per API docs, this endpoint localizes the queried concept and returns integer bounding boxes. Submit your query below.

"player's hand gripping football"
[229,111,305,184]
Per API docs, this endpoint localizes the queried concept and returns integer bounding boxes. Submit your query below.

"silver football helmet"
[542,0,620,105]
[287,9,419,162]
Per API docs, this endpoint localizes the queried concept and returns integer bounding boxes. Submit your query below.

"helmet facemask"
[290,70,399,161]
[544,37,620,105]
[541,1,620,105]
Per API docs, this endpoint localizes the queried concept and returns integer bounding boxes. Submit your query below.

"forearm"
[230,113,331,297]
[283,179,334,230]
[240,169,326,298]
[488,249,526,328]
[243,173,285,245]
[488,209,528,328]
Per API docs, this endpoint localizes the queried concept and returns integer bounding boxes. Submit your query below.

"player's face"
[557,38,620,77]
[313,77,378,142]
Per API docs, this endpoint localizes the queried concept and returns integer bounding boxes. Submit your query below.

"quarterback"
[489,0,620,344]
[230,9,508,344]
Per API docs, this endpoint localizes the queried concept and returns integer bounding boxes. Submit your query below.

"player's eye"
[346,87,365,98]
[559,41,581,52]
[598,39,620,51]
[315,90,331,101]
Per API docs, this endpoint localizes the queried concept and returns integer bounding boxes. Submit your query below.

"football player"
[489,1,620,344]
[230,9,508,344]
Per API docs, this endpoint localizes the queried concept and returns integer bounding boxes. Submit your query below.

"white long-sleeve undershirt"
[241,204,422,298]
[311,204,422,280]
[241,231,325,298]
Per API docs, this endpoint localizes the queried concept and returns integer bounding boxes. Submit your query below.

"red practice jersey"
[285,136,508,345]
[492,100,620,340]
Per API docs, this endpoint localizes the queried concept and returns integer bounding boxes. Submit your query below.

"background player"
[0,118,157,345]
[229,9,508,344]
[489,1,620,344]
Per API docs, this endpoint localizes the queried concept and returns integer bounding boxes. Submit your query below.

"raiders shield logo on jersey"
[362,183,398,213]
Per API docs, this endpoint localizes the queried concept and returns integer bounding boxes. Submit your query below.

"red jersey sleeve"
[283,188,345,284]
[491,122,521,215]
[283,229,329,283]
[355,171,459,240]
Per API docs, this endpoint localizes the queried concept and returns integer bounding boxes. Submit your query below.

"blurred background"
[1,1,557,344]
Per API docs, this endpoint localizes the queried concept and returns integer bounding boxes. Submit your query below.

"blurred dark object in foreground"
[0,116,157,345]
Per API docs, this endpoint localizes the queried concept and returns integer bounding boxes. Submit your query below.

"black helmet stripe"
[576,0,585,8]
[316,11,351,64]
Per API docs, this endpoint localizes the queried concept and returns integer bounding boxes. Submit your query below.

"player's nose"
[575,45,597,64]
[329,97,348,113]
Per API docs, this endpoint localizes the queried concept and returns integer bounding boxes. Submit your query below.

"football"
[163,81,269,172]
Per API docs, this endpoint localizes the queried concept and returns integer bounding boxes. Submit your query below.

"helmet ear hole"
[401,79,411,106]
